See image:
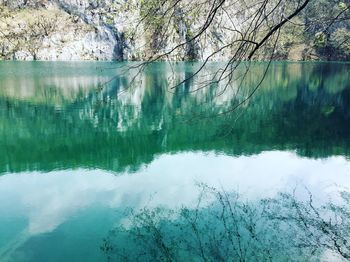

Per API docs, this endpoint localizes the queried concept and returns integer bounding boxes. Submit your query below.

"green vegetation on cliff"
[0,0,349,61]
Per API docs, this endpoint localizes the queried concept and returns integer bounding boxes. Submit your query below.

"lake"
[0,61,349,261]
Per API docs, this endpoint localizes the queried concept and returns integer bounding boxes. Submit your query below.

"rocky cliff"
[0,0,349,61]
[0,0,124,60]
[1,0,200,61]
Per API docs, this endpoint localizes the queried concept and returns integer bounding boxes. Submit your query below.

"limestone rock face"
[3,0,345,61]
[0,0,123,60]
[0,0,232,61]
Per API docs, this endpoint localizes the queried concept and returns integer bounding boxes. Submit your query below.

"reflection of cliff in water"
[0,62,350,174]
[0,62,119,105]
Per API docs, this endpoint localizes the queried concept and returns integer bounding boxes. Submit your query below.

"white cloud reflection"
[0,151,349,237]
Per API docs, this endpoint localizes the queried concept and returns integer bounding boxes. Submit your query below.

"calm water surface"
[0,61,349,261]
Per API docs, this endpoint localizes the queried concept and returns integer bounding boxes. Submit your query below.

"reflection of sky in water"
[1,62,349,261]
[0,150,349,260]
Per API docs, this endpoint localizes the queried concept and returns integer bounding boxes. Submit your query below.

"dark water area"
[0,61,349,261]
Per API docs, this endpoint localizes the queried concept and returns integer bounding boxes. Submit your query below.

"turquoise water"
[0,61,349,261]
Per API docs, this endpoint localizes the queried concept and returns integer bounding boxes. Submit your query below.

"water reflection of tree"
[1,63,350,173]
[101,186,350,261]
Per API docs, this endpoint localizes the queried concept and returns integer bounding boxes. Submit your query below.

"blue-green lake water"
[0,61,349,261]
